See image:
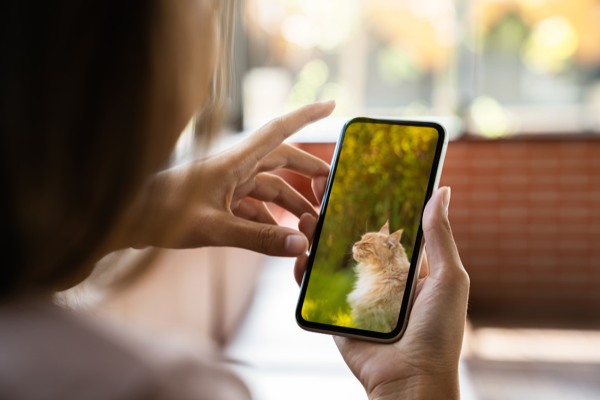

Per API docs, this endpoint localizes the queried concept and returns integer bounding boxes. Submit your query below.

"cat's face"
[352,222,405,265]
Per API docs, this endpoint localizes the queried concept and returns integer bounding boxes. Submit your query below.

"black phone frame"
[295,117,447,341]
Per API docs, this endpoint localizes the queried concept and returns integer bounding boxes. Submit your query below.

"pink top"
[0,297,251,400]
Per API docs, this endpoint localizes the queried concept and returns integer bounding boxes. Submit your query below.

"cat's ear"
[379,221,390,235]
[387,229,403,249]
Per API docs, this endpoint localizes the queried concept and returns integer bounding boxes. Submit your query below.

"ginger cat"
[347,221,410,333]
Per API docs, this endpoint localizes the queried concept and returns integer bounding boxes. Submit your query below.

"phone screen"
[297,119,444,338]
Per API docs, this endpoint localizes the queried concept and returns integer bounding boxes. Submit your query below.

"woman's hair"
[0,0,232,298]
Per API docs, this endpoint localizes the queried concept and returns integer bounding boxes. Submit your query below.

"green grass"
[302,266,357,328]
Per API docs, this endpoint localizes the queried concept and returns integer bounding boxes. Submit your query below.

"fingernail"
[442,187,451,210]
[300,213,317,223]
[320,99,336,105]
[285,234,308,255]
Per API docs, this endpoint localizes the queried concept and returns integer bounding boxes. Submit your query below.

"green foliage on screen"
[302,121,439,328]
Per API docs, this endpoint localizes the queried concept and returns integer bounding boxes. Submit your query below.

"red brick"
[588,256,600,266]
[558,174,589,186]
[528,207,557,219]
[527,223,559,235]
[498,207,529,219]
[499,175,529,186]
[439,175,470,187]
[464,255,500,268]
[558,142,590,155]
[529,158,560,170]
[528,191,559,202]
[557,208,589,219]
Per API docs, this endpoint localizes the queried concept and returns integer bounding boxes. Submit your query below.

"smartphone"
[296,118,448,343]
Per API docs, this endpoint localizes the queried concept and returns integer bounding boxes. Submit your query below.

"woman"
[0,0,469,399]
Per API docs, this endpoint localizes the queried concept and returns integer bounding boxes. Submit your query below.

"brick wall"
[284,138,600,324]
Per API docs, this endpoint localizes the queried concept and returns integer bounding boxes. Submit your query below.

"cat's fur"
[347,221,410,333]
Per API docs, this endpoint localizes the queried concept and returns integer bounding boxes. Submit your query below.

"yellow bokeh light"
[287,60,329,110]
[471,96,510,138]
[476,0,600,68]
[522,16,578,74]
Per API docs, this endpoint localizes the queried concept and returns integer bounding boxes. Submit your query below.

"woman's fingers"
[219,214,308,257]
[294,255,308,286]
[238,100,336,163]
[422,187,467,283]
[232,197,278,225]
[298,213,318,245]
[250,173,318,219]
[294,213,318,286]
[312,176,328,205]
[257,144,330,180]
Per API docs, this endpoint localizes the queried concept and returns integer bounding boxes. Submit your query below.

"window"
[240,0,600,137]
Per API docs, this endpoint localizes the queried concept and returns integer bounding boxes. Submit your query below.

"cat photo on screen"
[347,221,410,332]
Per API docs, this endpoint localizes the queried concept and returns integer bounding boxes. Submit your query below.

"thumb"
[220,214,309,257]
[422,187,465,281]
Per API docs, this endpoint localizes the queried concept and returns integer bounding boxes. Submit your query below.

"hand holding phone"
[294,188,469,400]
[296,118,449,342]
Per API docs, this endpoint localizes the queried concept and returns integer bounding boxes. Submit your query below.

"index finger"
[240,100,336,162]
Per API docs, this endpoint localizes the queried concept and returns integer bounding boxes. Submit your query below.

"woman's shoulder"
[0,296,159,399]
[0,297,251,400]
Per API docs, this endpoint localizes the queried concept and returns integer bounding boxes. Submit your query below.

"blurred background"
[96,0,600,399]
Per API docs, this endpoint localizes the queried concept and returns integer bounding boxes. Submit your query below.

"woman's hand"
[130,100,335,256]
[294,187,470,400]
